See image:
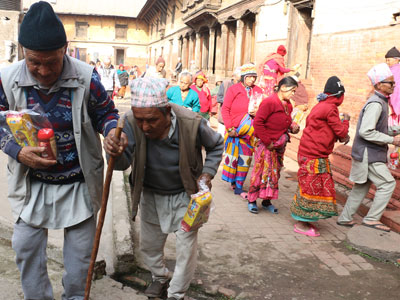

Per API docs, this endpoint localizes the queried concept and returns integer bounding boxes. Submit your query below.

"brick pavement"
[204,156,370,277]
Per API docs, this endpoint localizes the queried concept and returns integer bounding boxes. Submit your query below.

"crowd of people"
[1,2,400,300]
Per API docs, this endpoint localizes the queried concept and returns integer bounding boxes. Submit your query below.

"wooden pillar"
[188,34,194,66]
[195,32,201,71]
[234,19,244,68]
[220,23,228,77]
[208,27,216,74]
[202,33,209,71]
[169,39,174,70]
[244,24,252,63]
[182,37,188,69]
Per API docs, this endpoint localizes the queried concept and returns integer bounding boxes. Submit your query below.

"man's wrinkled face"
[377,75,395,96]
[132,106,171,140]
[24,46,66,88]
[386,58,400,67]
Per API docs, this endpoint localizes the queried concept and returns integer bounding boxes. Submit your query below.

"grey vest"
[351,92,389,163]
[1,57,105,221]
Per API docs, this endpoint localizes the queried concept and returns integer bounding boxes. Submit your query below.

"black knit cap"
[19,1,66,51]
[323,76,345,95]
[385,47,400,58]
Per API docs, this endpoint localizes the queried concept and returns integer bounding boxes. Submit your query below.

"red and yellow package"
[181,190,212,232]
[6,112,38,147]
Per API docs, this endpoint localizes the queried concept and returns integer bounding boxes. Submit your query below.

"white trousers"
[339,163,395,223]
[140,219,198,299]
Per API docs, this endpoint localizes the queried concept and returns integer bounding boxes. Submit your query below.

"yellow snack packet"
[291,108,305,125]
[181,190,212,232]
[6,112,38,147]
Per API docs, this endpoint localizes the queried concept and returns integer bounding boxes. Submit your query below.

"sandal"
[230,184,236,191]
[336,221,356,228]
[294,224,320,237]
[261,200,278,214]
[239,192,248,200]
[248,202,258,214]
[361,222,390,232]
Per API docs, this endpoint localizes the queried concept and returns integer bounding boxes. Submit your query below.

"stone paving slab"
[160,156,400,299]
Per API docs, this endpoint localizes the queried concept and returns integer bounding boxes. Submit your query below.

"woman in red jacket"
[291,76,350,237]
[191,70,212,120]
[221,63,263,199]
[248,77,300,214]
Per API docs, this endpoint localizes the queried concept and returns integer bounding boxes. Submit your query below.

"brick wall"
[308,25,400,127]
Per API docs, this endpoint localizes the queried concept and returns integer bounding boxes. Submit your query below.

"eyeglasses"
[381,81,395,87]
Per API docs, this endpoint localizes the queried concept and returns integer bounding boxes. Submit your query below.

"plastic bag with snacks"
[0,105,58,161]
[248,92,263,115]
[291,107,305,125]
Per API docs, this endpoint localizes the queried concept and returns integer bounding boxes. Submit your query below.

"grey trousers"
[12,217,95,300]
[339,164,396,223]
[140,219,198,300]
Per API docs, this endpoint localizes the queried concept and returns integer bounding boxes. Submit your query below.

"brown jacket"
[122,104,204,219]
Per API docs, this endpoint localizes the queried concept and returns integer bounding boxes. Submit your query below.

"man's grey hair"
[179,71,192,81]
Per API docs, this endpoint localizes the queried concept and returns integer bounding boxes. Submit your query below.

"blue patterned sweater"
[0,69,118,184]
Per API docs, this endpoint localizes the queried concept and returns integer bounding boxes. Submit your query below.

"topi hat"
[130,78,169,108]
[19,1,67,51]
[241,63,257,77]
[367,63,393,85]
[385,47,400,58]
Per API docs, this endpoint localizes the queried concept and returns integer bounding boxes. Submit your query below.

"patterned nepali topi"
[241,63,257,78]
[130,78,169,108]
[367,63,393,85]
[19,1,67,51]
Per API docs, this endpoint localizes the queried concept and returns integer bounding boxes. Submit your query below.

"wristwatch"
[228,127,235,132]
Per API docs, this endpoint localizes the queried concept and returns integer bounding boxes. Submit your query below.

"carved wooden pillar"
[208,27,216,74]
[234,19,244,68]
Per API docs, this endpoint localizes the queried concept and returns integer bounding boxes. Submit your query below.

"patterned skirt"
[248,141,285,202]
[290,156,338,222]
[221,114,255,190]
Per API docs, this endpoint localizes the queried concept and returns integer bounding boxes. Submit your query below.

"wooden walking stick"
[84,117,125,300]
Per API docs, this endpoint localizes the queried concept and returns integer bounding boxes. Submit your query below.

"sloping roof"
[23,0,147,18]
[137,0,171,23]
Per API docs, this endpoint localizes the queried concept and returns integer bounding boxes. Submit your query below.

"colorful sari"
[221,114,255,190]
[248,140,285,202]
[290,156,338,222]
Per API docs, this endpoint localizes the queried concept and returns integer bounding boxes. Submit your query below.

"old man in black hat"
[0,1,126,299]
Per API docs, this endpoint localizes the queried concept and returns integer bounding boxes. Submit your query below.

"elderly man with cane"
[0,2,124,299]
[104,77,224,300]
